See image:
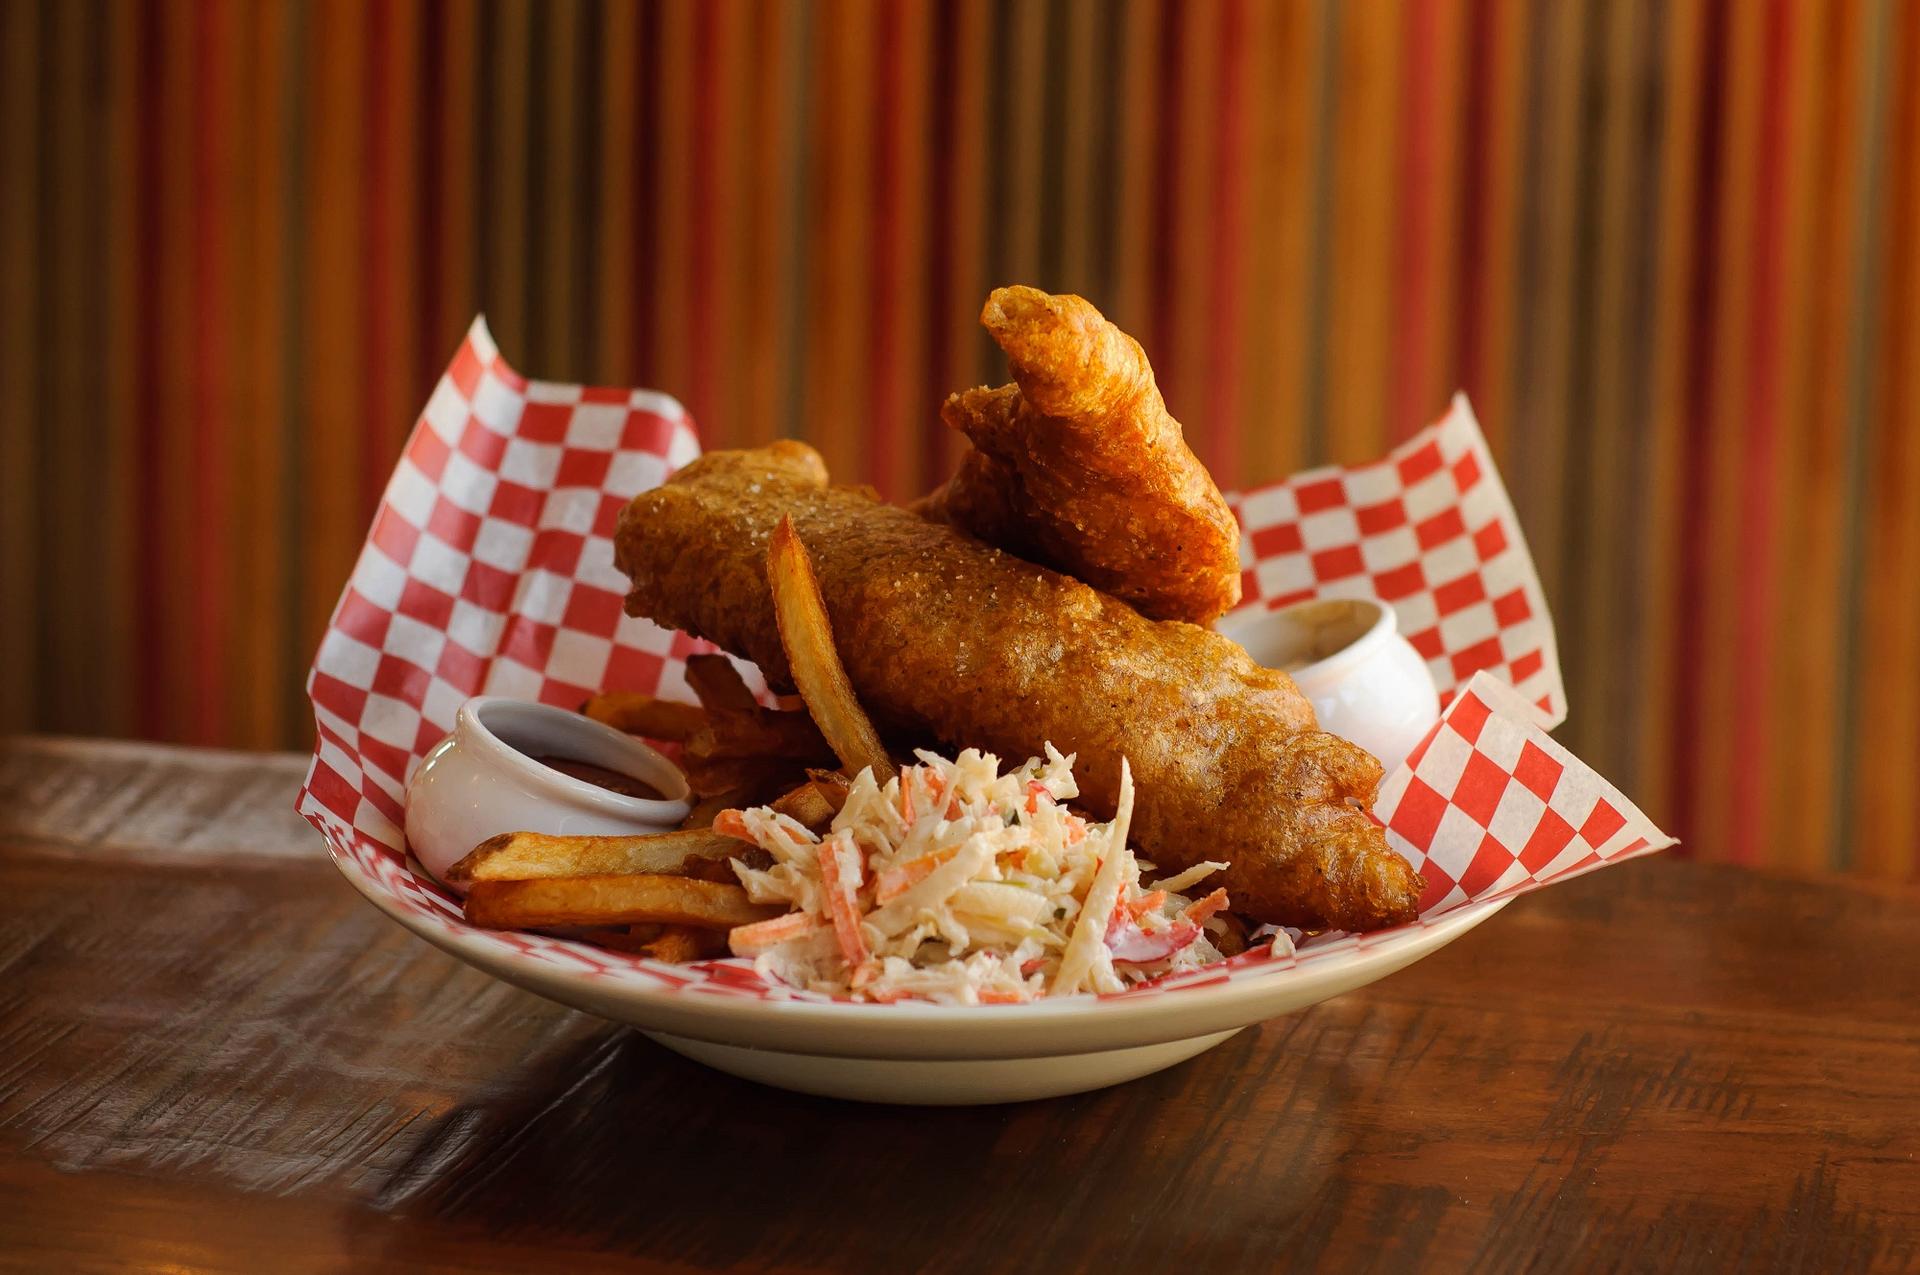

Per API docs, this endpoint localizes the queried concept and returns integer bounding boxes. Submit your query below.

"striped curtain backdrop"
[3,0,1918,880]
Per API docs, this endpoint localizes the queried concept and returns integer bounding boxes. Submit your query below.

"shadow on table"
[352,1020,1355,1269]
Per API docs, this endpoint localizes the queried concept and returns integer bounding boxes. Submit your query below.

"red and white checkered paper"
[299,321,1668,1003]
[1226,393,1565,725]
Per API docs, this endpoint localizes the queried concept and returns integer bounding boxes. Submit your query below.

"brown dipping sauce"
[534,754,666,801]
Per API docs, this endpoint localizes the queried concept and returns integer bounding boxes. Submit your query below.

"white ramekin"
[403,695,692,887]
[1215,598,1441,776]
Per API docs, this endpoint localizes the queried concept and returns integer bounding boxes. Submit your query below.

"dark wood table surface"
[1,736,1916,1273]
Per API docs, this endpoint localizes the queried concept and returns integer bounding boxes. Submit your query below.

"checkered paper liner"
[1227,392,1565,726]
[299,321,1668,1004]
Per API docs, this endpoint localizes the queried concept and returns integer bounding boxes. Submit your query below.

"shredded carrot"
[899,771,915,827]
[1184,887,1230,926]
[872,845,961,903]
[1063,813,1087,844]
[727,911,822,956]
[712,809,753,842]
[977,987,1029,1004]
[1128,889,1167,919]
[818,833,870,968]
[1025,780,1053,814]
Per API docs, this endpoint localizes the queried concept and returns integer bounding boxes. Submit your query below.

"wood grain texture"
[0,739,1915,1273]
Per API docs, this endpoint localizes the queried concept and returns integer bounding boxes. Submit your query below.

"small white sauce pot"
[403,695,693,888]
[1215,598,1441,777]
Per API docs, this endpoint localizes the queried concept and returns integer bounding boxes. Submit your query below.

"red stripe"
[1728,0,1792,864]
[1392,0,1440,439]
[687,0,719,433]
[191,0,229,742]
[867,0,904,495]
[1454,0,1495,411]
[1204,0,1249,477]
[1669,0,1731,852]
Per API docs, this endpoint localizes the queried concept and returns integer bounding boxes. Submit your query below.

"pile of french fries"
[448,516,888,963]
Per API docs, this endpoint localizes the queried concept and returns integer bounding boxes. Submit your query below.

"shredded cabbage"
[724,746,1235,1004]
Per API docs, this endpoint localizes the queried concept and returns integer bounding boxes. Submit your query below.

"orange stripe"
[1167,0,1220,456]
[301,0,366,668]
[1325,0,1402,464]
[741,0,796,445]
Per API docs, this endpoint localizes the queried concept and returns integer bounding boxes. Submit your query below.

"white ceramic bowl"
[1216,598,1440,775]
[403,696,692,884]
[330,829,1505,1105]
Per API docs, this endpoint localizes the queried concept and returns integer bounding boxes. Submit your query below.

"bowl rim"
[327,835,1510,1057]
[456,694,692,821]
[1219,596,1399,689]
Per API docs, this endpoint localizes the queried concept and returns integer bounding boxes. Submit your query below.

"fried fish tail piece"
[615,442,1424,932]
[917,286,1243,625]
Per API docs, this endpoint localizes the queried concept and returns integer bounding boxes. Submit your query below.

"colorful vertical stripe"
[3,0,1918,882]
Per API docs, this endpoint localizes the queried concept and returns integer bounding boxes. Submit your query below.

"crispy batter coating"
[616,443,1423,932]
[916,287,1243,625]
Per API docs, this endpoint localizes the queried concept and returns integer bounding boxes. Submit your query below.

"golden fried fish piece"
[616,442,1423,932]
[916,286,1243,625]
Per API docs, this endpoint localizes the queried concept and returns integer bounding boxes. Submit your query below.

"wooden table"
[2,737,1916,1273]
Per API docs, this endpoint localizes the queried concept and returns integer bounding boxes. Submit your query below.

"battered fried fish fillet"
[616,442,1423,932]
[915,286,1243,625]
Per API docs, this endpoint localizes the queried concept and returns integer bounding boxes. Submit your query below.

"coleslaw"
[716,746,1264,1004]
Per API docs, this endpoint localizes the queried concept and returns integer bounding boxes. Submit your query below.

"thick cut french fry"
[684,653,760,712]
[681,754,805,800]
[633,924,730,963]
[684,710,832,763]
[580,692,709,741]
[446,828,741,885]
[682,785,757,830]
[767,774,851,831]
[766,516,892,778]
[576,924,665,954]
[465,873,781,930]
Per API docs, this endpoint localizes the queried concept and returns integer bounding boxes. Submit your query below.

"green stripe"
[1832,0,1897,874]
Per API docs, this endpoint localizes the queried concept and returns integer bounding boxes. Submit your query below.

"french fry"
[682,785,757,830]
[681,753,805,800]
[447,828,741,885]
[465,873,781,930]
[576,924,665,954]
[580,692,709,741]
[767,773,851,831]
[684,653,759,713]
[683,709,832,763]
[766,516,892,778]
[634,924,730,964]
